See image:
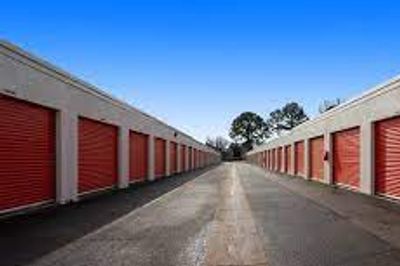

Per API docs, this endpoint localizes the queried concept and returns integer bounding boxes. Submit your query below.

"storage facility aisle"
[13,162,400,266]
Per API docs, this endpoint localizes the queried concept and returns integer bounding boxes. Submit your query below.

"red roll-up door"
[333,127,360,189]
[129,131,148,183]
[310,136,324,181]
[196,149,199,167]
[277,147,283,172]
[200,151,203,168]
[375,116,400,199]
[272,149,276,171]
[170,141,178,175]
[0,95,56,212]
[264,151,268,169]
[269,150,272,170]
[198,150,202,168]
[188,147,193,170]
[155,138,166,179]
[192,149,195,169]
[181,144,186,172]
[283,148,287,172]
[194,149,198,169]
[295,141,304,176]
[285,145,292,173]
[78,117,118,194]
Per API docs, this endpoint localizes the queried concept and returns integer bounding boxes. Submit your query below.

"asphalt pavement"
[2,162,400,266]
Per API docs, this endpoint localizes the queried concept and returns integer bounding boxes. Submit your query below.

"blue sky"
[1,0,400,142]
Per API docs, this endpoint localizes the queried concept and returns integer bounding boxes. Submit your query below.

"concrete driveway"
[2,162,400,266]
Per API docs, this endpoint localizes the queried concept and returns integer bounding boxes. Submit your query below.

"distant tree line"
[207,98,344,161]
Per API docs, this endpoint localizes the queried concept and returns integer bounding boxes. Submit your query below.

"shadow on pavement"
[0,166,217,266]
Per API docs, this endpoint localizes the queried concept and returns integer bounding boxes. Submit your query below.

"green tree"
[229,112,268,149]
[266,102,309,135]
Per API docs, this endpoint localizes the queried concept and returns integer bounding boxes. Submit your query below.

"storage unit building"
[0,41,220,215]
[246,72,400,203]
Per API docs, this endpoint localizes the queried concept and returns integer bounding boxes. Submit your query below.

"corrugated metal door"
[192,148,196,169]
[285,145,292,173]
[375,117,400,199]
[310,136,324,181]
[333,127,360,189]
[194,149,198,169]
[268,150,271,170]
[277,147,283,172]
[181,144,186,172]
[129,131,148,183]
[295,141,304,176]
[188,147,193,170]
[170,141,178,174]
[194,150,200,169]
[0,95,56,212]
[199,150,202,168]
[272,149,276,171]
[264,151,268,169]
[198,150,202,168]
[78,117,118,194]
[155,138,166,179]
